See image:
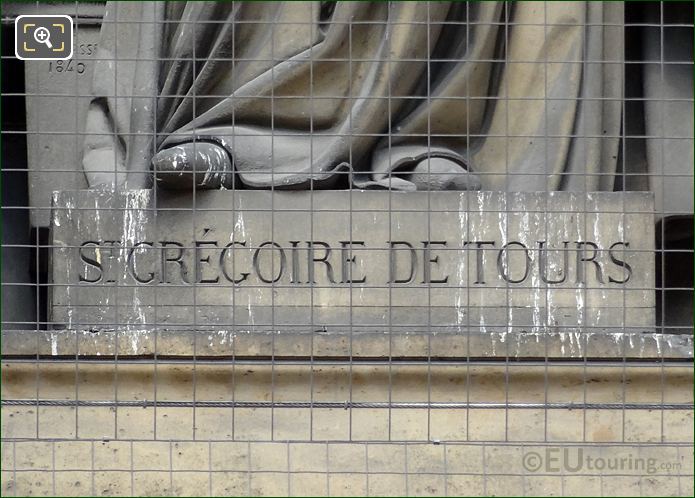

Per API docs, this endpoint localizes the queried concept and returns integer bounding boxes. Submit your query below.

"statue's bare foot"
[152,142,233,189]
[409,157,482,191]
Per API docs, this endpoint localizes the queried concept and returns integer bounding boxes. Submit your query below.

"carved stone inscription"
[78,238,634,288]
[51,190,655,333]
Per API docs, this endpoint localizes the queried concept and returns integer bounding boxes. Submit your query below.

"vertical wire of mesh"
[658,0,667,447]
[386,0,394,444]
[152,0,160,445]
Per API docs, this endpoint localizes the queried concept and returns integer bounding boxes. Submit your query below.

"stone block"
[47,190,660,358]
[19,4,105,227]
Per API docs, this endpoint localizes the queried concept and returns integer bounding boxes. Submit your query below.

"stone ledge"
[2,328,691,360]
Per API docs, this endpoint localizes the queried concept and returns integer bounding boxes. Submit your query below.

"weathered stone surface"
[2,360,692,495]
[1,328,692,359]
[24,9,103,226]
[50,190,655,341]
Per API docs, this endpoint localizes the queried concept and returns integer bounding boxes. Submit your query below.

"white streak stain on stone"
[50,332,58,356]
[498,193,512,338]
[573,199,585,329]
[455,193,466,329]
[476,193,487,335]
[121,191,151,336]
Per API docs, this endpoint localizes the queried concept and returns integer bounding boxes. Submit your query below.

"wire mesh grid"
[1,1,693,496]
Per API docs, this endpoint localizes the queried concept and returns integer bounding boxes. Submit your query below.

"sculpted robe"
[83,1,625,192]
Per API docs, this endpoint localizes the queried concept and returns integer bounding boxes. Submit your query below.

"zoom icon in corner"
[15,15,73,60]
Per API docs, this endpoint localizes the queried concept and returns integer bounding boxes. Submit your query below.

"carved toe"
[152,142,232,190]
[409,157,482,191]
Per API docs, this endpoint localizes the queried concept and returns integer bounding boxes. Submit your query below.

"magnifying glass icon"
[33,27,53,49]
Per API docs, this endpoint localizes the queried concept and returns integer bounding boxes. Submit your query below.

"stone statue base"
[49,190,656,352]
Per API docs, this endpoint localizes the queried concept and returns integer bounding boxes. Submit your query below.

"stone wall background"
[2,362,693,496]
